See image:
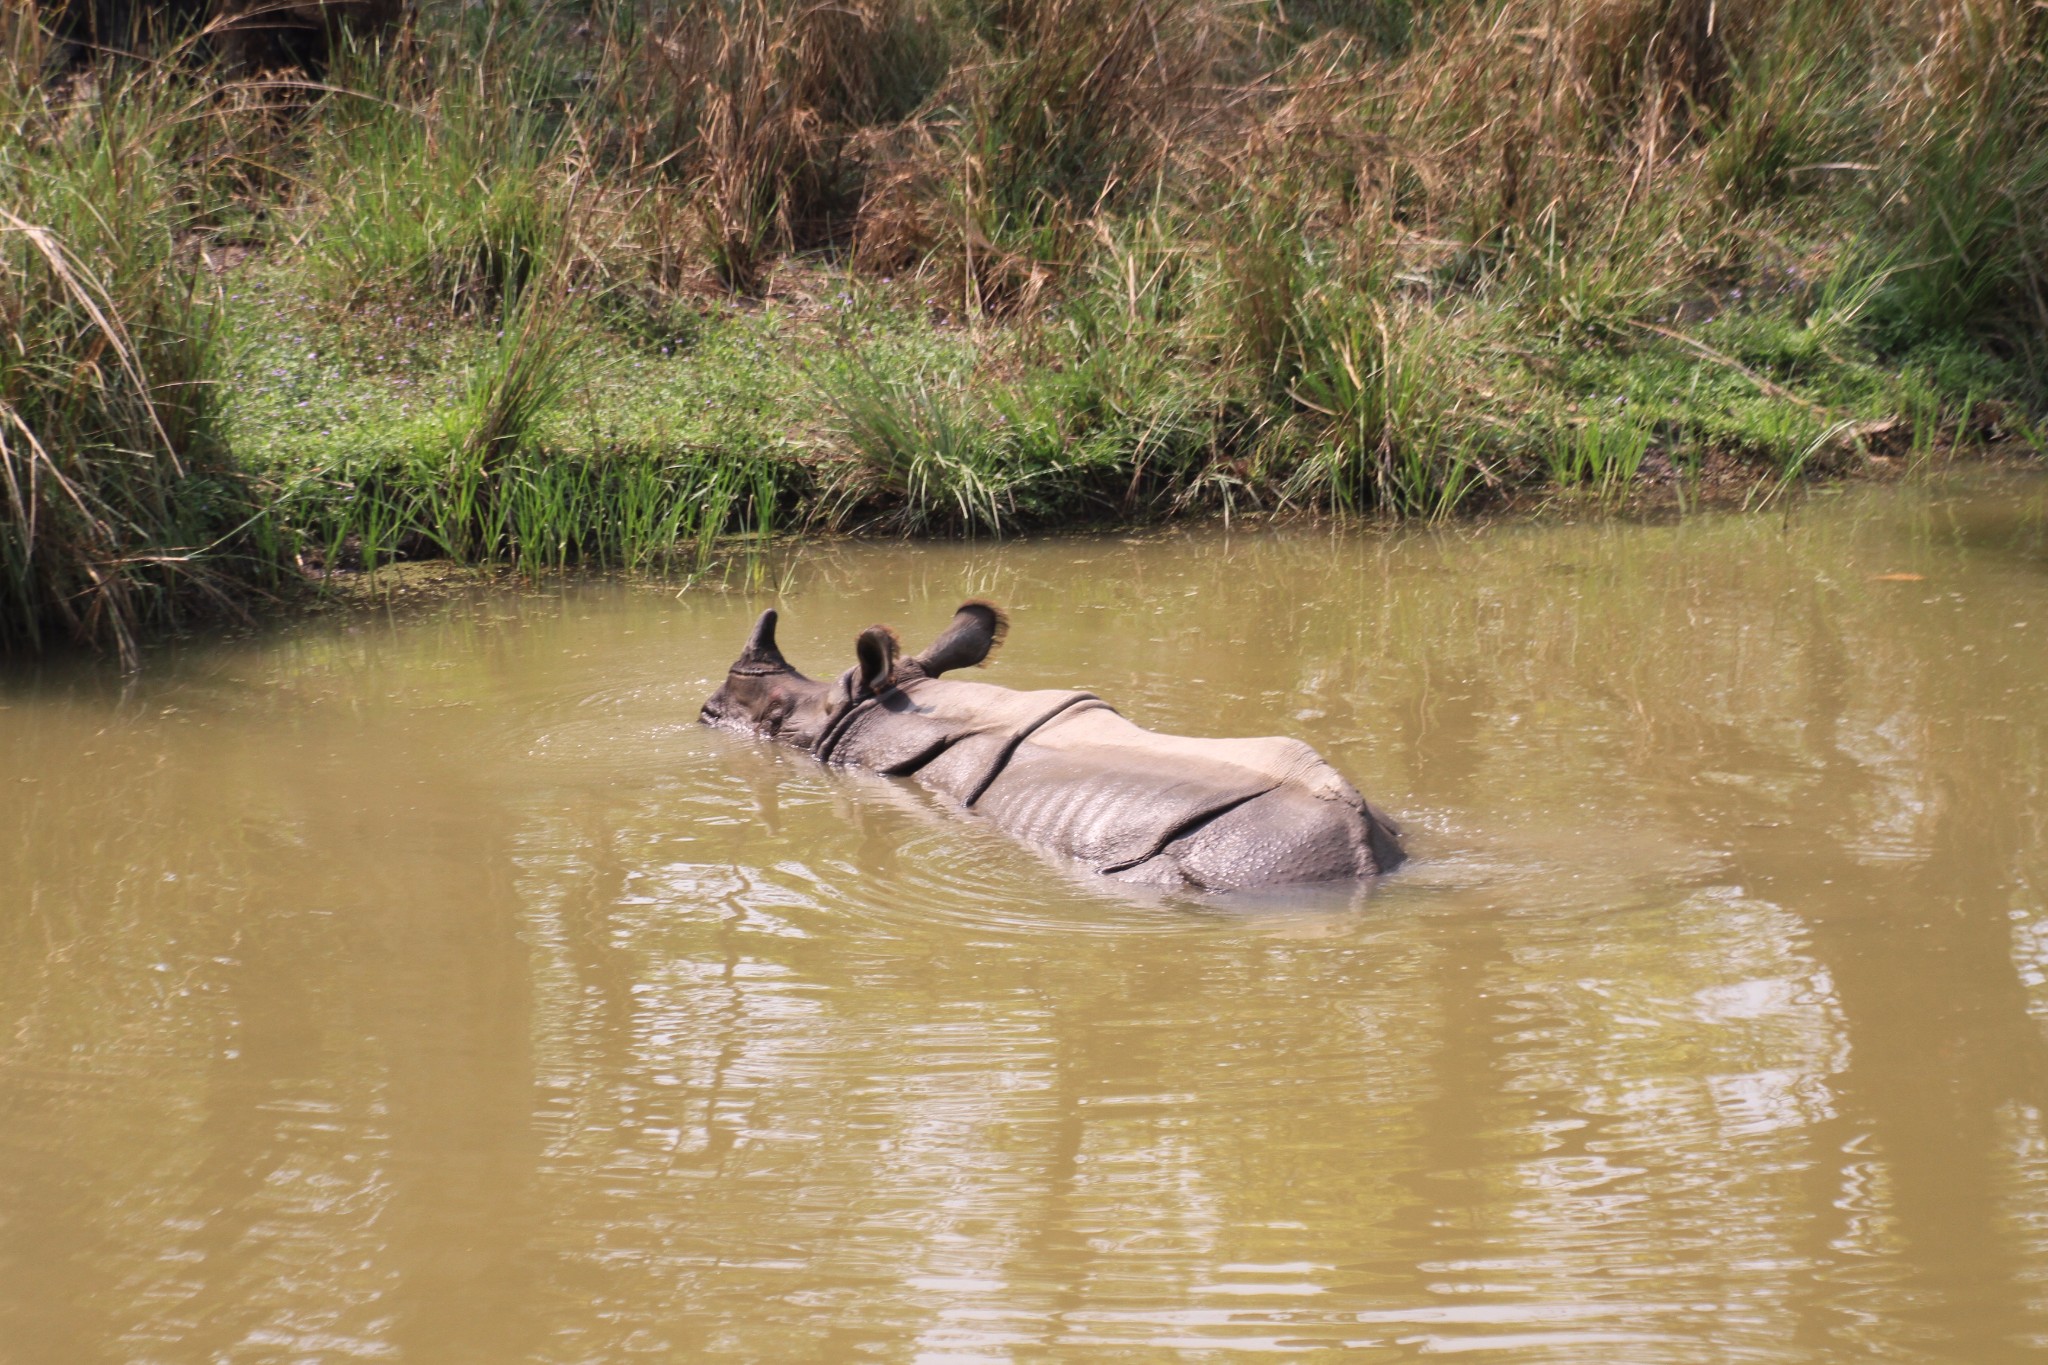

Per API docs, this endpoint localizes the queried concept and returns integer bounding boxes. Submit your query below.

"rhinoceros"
[700,601,1405,891]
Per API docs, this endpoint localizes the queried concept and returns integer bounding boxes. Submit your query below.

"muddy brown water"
[4,472,2048,1362]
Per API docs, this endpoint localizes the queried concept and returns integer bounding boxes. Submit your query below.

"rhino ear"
[854,624,900,697]
[912,600,1009,676]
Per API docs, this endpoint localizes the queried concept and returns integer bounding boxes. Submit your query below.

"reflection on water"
[4,471,2048,1361]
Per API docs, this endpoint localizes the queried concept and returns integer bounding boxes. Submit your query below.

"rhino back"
[956,704,1394,887]
[832,677,1401,889]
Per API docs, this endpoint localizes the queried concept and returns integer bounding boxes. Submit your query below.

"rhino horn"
[734,608,791,673]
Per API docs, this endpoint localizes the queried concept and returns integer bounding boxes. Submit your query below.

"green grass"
[3,0,2045,663]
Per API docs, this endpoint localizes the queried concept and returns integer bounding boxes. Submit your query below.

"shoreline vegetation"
[4,0,2045,665]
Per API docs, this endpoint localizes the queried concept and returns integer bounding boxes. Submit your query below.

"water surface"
[5,472,2048,1362]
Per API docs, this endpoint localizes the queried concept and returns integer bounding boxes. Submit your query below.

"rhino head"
[700,601,1008,748]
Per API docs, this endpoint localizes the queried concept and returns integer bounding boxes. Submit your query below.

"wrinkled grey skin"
[701,602,1405,891]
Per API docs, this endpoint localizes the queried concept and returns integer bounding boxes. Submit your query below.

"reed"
[1545,417,1655,502]
[938,0,1219,310]
[621,0,947,291]
[0,56,287,667]
[302,445,783,577]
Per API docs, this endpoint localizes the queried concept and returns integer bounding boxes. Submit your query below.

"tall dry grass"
[614,0,945,290]
[0,45,286,666]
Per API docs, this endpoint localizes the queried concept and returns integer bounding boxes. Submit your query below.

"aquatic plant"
[1545,416,1655,502]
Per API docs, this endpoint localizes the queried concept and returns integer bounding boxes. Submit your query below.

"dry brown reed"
[621,0,942,291]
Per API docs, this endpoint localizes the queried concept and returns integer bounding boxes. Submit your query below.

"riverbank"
[222,254,2039,543]
[6,0,2045,663]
